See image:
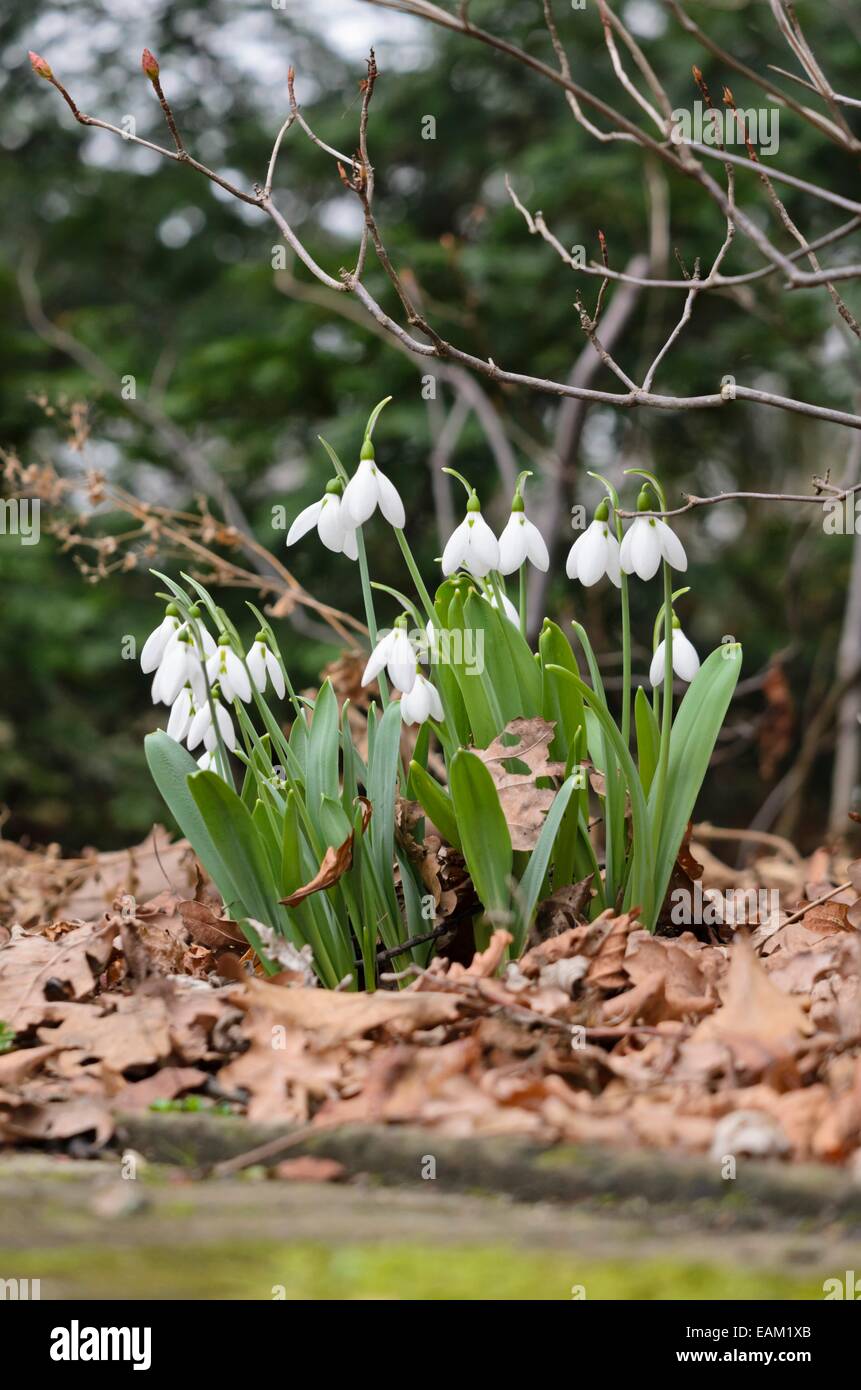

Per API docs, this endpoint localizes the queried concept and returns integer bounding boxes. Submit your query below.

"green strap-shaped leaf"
[306,679,340,814]
[546,667,653,927]
[539,619,585,762]
[449,748,512,922]
[446,591,503,747]
[649,644,742,925]
[635,685,660,796]
[408,760,462,850]
[513,775,578,954]
[187,769,281,932]
[145,732,236,906]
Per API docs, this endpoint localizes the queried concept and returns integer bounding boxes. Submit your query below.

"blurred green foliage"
[1,0,859,850]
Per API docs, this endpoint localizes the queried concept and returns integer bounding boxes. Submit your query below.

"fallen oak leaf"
[691,936,812,1053]
[179,899,246,951]
[234,978,464,1045]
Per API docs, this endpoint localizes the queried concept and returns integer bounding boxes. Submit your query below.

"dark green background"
[1,0,858,852]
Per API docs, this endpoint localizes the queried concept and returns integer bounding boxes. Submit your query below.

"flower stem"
[394,527,437,627]
[619,571,631,748]
[518,564,527,638]
[355,526,389,709]
[651,560,674,850]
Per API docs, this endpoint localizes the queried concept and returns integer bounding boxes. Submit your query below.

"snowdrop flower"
[166,685,197,743]
[196,750,217,772]
[361,621,418,693]
[442,492,499,579]
[152,631,206,706]
[206,637,252,704]
[187,690,237,753]
[140,604,181,673]
[247,634,286,699]
[342,439,405,528]
[486,590,519,626]
[566,500,621,588]
[497,491,549,575]
[400,673,443,726]
[286,478,358,560]
[649,617,700,687]
[620,489,687,582]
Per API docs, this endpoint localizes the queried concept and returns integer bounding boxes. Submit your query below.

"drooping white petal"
[576,520,609,587]
[215,700,237,751]
[622,516,662,581]
[604,531,622,588]
[341,526,358,562]
[656,518,688,572]
[197,750,217,772]
[157,643,191,706]
[224,649,252,704]
[649,639,667,688]
[361,630,395,686]
[565,531,585,580]
[523,517,550,571]
[465,513,499,576]
[286,499,325,547]
[672,629,700,682]
[497,514,528,575]
[247,642,267,693]
[187,703,212,750]
[141,615,178,673]
[167,687,194,742]
[374,468,405,528]
[441,518,470,576]
[388,628,418,693]
[424,677,444,722]
[265,648,286,699]
[317,494,348,553]
[342,459,377,526]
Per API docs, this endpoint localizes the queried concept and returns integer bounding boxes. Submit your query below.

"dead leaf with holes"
[477,718,566,850]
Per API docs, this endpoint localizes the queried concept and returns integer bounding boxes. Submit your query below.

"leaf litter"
[1,825,861,1170]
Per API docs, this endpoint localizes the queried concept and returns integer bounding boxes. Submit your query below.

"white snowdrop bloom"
[166,686,197,743]
[206,639,252,704]
[485,590,520,626]
[247,636,286,699]
[187,695,237,753]
[342,442,405,528]
[649,623,700,687]
[286,480,358,560]
[141,606,181,673]
[152,633,206,706]
[361,624,418,693]
[620,498,687,581]
[497,499,549,575]
[196,750,217,772]
[441,497,499,579]
[566,506,622,588]
[400,673,444,726]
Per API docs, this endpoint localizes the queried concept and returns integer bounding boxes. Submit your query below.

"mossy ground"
[0,1242,826,1301]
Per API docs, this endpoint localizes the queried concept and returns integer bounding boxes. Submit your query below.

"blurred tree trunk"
[829,434,861,834]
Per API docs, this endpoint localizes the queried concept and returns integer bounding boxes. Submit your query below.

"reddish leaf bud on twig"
[29,51,53,81]
[141,48,160,82]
